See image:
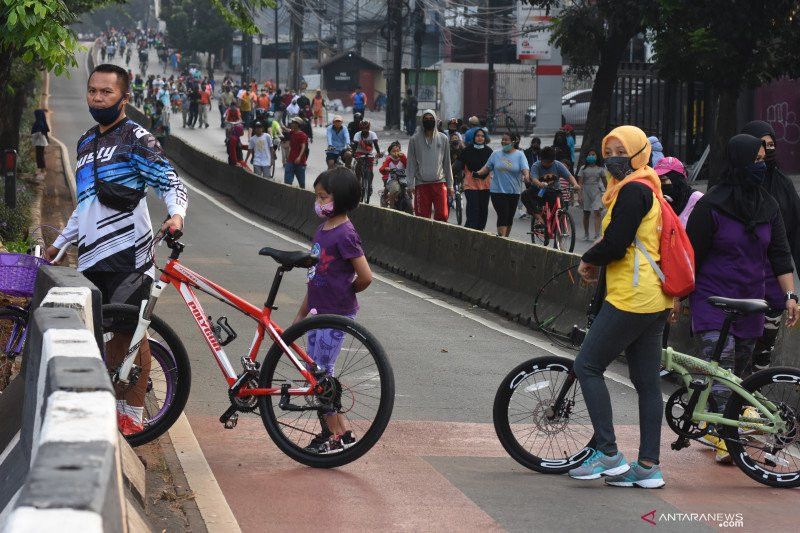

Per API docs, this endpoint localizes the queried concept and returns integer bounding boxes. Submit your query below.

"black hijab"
[704,134,778,233]
[31,109,49,135]
[663,170,694,215]
[741,120,800,267]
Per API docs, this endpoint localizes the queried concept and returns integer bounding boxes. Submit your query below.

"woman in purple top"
[686,135,798,425]
[294,167,373,453]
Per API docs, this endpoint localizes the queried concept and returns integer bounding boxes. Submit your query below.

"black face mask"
[89,94,126,126]
[661,182,674,200]
[604,143,648,180]
[764,147,776,164]
[422,118,435,130]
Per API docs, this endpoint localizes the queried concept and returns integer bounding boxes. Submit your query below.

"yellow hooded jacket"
[600,126,672,313]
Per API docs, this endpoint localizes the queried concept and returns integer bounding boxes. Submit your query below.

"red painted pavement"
[187,416,799,532]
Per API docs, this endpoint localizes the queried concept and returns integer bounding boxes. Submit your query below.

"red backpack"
[631,178,696,297]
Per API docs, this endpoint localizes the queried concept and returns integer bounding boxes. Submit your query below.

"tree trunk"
[0,54,26,153]
[578,31,632,166]
[707,87,739,188]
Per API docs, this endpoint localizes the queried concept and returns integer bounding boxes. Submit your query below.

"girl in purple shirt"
[294,167,373,453]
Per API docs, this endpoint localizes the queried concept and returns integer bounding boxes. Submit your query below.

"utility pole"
[487,0,495,125]
[337,0,345,52]
[413,2,424,99]
[274,4,280,88]
[385,0,403,130]
[288,0,303,90]
[354,0,361,55]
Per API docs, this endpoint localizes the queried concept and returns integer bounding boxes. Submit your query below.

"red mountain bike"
[529,185,576,252]
[104,230,394,468]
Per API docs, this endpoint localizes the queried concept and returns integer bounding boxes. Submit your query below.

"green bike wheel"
[721,367,800,488]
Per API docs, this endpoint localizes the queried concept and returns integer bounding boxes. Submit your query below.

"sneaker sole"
[570,464,630,480]
[605,478,665,489]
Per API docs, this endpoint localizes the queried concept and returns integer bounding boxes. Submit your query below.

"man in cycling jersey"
[325,115,350,169]
[45,64,188,436]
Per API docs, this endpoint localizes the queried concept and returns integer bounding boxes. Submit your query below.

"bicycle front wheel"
[102,304,191,447]
[258,314,394,468]
[494,356,595,474]
[552,209,576,253]
[722,367,800,488]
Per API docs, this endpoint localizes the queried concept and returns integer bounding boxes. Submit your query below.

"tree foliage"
[526,1,659,163]
[652,0,800,180]
[161,0,234,56]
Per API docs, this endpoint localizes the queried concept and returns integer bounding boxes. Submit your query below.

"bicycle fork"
[116,280,167,384]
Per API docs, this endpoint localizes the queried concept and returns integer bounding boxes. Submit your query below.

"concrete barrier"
[0,268,127,532]
[127,103,800,365]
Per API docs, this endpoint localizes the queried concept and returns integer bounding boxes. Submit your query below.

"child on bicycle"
[294,167,373,453]
[522,146,580,228]
[378,141,407,206]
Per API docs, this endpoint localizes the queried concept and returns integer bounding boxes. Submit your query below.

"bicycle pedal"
[224,413,239,429]
[671,437,690,451]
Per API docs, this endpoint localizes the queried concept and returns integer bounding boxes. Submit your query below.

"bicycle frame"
[662,347,784,434]
[115,256,320,399]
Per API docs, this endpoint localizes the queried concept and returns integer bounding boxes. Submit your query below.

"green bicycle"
[493,296,800,488]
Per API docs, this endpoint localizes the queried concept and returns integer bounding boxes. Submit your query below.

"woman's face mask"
[745,161,767,184]
[501,143,514,153]
[586,155,597,165]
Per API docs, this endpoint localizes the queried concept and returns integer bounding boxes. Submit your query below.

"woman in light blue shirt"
[475,133,530,236]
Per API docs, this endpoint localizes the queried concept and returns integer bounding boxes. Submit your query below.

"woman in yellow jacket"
[568,125,672,488]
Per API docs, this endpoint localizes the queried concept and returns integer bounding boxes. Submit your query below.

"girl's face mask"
[315,201,334,218]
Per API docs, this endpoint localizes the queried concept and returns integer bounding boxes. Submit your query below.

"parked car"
[524,89,593,131]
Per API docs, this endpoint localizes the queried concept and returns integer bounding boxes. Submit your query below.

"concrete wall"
[0,267,124,532]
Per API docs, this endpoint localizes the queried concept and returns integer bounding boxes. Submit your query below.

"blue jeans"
[284,163,306,188]
[573,302,668,464]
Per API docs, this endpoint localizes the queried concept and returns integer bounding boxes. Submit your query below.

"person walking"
[218,86,234,127]
[45,63,187,437]
[577,148,606,241]
[686,134,798,463]
[246,121,272,178]
[312,89,325,127]
[463,116,486,145]
[198,84,210,128]
[653,157,701,227]
[187,84,199,128]
[406,110,453,221]
[284,117,309,188]
[740,120,800,371]
[458,128,493,230]
[648,136,665,168]
[567,125,671,489]
[473,133,529,237]
[31,108,50,181]
[401,88,418,135]
[351,85,367,118]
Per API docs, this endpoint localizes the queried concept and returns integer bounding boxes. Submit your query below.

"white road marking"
[179,178,644,393]
[168,413,241,533]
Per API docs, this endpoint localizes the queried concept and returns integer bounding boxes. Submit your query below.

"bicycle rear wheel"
[722,367,800,488]
[258,314,394,468]
[552,209,576,252]
[102,304,191,446]
[494,356,595,474]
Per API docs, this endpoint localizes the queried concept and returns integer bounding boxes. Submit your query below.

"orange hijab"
[601,125,662,208]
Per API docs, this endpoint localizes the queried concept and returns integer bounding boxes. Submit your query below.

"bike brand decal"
[771,374,800,384]
[187,298,222,352]
[509,363,568,389]
[174,263,222,299]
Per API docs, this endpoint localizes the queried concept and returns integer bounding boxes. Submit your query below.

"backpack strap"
[633,237,665,287]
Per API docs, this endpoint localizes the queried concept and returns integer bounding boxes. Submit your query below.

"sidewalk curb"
[167,413,240,533]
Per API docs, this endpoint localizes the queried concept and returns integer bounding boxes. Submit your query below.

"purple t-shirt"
[306,220,364,315]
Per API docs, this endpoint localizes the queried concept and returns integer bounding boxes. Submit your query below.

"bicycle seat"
[258,247,318,268]
[707,296,769,315]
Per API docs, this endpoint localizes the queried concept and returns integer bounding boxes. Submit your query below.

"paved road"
[48,47,800,532]
[109,48,595,257]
